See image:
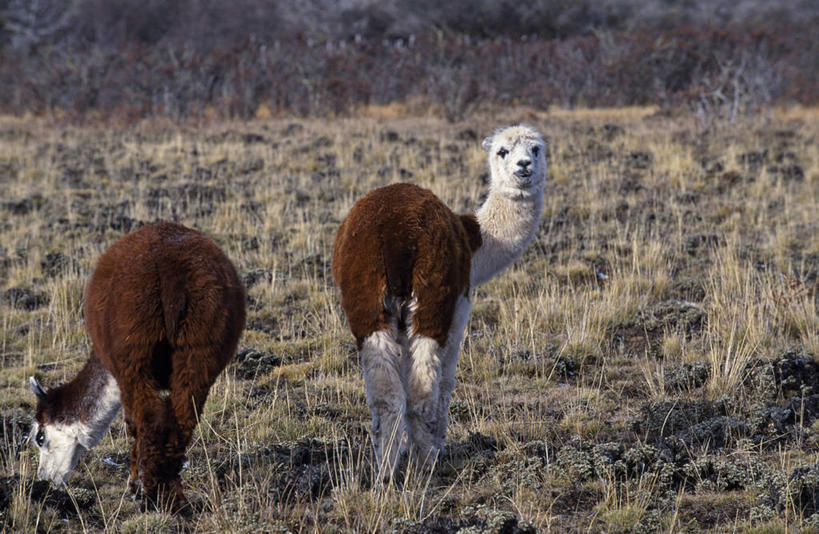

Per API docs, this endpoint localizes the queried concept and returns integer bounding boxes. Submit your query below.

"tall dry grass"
[0,108,817,532]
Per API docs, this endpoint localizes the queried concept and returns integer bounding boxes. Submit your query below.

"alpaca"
[29,222,246,510]
[332,124,546,478]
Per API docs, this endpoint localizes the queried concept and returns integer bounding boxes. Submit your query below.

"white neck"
[78,371,122,450]
[470,186,543,287]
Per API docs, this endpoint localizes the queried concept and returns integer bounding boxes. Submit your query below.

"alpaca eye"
[497,148,508,158]
[35,428,45,447]
[532,146,539,156]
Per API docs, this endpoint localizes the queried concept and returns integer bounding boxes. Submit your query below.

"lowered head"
[29,376,89,486]
[28,370,120,487]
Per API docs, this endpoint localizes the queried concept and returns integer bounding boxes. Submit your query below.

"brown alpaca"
[29,222,246,511]
[333,183,482,480]
[333,125,547,480]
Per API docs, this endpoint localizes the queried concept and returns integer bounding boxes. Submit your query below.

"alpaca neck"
[470,186,543,287]
[55,354,121,449]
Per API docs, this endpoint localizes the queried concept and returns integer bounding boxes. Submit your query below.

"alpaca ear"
[29,376,48,403]
[481,136,493,151]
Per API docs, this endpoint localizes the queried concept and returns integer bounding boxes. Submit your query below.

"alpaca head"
[482,125,547,199]
[29,376,89,486]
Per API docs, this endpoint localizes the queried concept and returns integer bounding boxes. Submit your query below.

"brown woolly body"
[37,222,246,509]
[332,183,481,348]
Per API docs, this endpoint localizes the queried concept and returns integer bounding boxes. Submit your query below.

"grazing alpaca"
[29,222,246,510]
[332,124,546,478]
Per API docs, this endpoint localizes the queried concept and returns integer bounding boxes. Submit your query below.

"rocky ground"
[0,108,817,532]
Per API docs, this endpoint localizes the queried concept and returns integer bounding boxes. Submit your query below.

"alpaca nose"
[517,159,531,168]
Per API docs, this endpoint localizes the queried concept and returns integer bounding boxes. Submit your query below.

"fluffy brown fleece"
[35,222,246,510]
[332,183,481,348]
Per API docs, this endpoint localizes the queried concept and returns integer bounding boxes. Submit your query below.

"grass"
[0,107,817,532]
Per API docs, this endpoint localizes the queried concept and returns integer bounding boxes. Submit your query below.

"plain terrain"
[0,107,817,532]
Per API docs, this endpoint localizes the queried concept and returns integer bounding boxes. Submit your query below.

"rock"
[41,252,82,278]
[456,128,478,142]
[4,194,45,215]
[685,233,723,255]
[243,268,273,288]
[242,133,266,144]
[2,287,48,310]
[625,151,653,169]
[767,164,804,182]
[633,398,730,440]
[600,123,624,141]
[636,299,707,334]
[664,361,710,391]
[234,348,283,379]
[736,150,768,170]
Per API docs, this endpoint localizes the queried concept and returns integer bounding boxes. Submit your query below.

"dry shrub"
[0,16,816,120]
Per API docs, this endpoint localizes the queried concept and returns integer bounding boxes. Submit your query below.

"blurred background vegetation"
[0,0,817,121]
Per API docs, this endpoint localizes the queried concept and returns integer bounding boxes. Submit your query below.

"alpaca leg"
[106,343,166,501]
[136,394,188,511]
[136,398,172,502]
[360,330,406,482]
[435,347,458,452]
[119,343,187,509]
[124,414,141,494]
[435,295,471,450]
[118,377,169,505]
[163,345,225,493]
[405,335,443,465]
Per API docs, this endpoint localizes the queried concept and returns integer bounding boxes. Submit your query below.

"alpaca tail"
[159,272,188,343]
[383,240,414,298]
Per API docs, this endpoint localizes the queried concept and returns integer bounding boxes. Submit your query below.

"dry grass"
[0,108,817,532]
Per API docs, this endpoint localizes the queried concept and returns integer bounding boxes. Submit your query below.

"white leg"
[435,295,471,451]
[361,330,406,482]
[405,335,443,464]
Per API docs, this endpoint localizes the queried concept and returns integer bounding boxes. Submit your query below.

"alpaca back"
[332,183,480,347]
[84,222,246,378]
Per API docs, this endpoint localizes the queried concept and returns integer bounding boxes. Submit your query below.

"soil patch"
[2,287,48,310]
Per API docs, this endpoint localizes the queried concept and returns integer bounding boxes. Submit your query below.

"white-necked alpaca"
[29,222,246,511]
[332,124,546,478]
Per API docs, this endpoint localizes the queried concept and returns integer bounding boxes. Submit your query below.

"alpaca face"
[30,418,89,486]
[29,376,94,487]
[482,125,547,199]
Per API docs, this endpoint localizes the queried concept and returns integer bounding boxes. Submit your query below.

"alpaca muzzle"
[514,168,533,185]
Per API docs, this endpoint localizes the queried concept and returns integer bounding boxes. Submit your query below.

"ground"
[0,107,817,533]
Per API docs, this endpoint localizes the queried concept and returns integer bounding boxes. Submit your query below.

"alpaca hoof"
[141,480,190,515]
[165,479,192,516]
[129,477,144,498]
[408,444,440,471]
[169,494,193,517]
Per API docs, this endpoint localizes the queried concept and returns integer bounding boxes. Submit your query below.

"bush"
[0,0,816,119]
